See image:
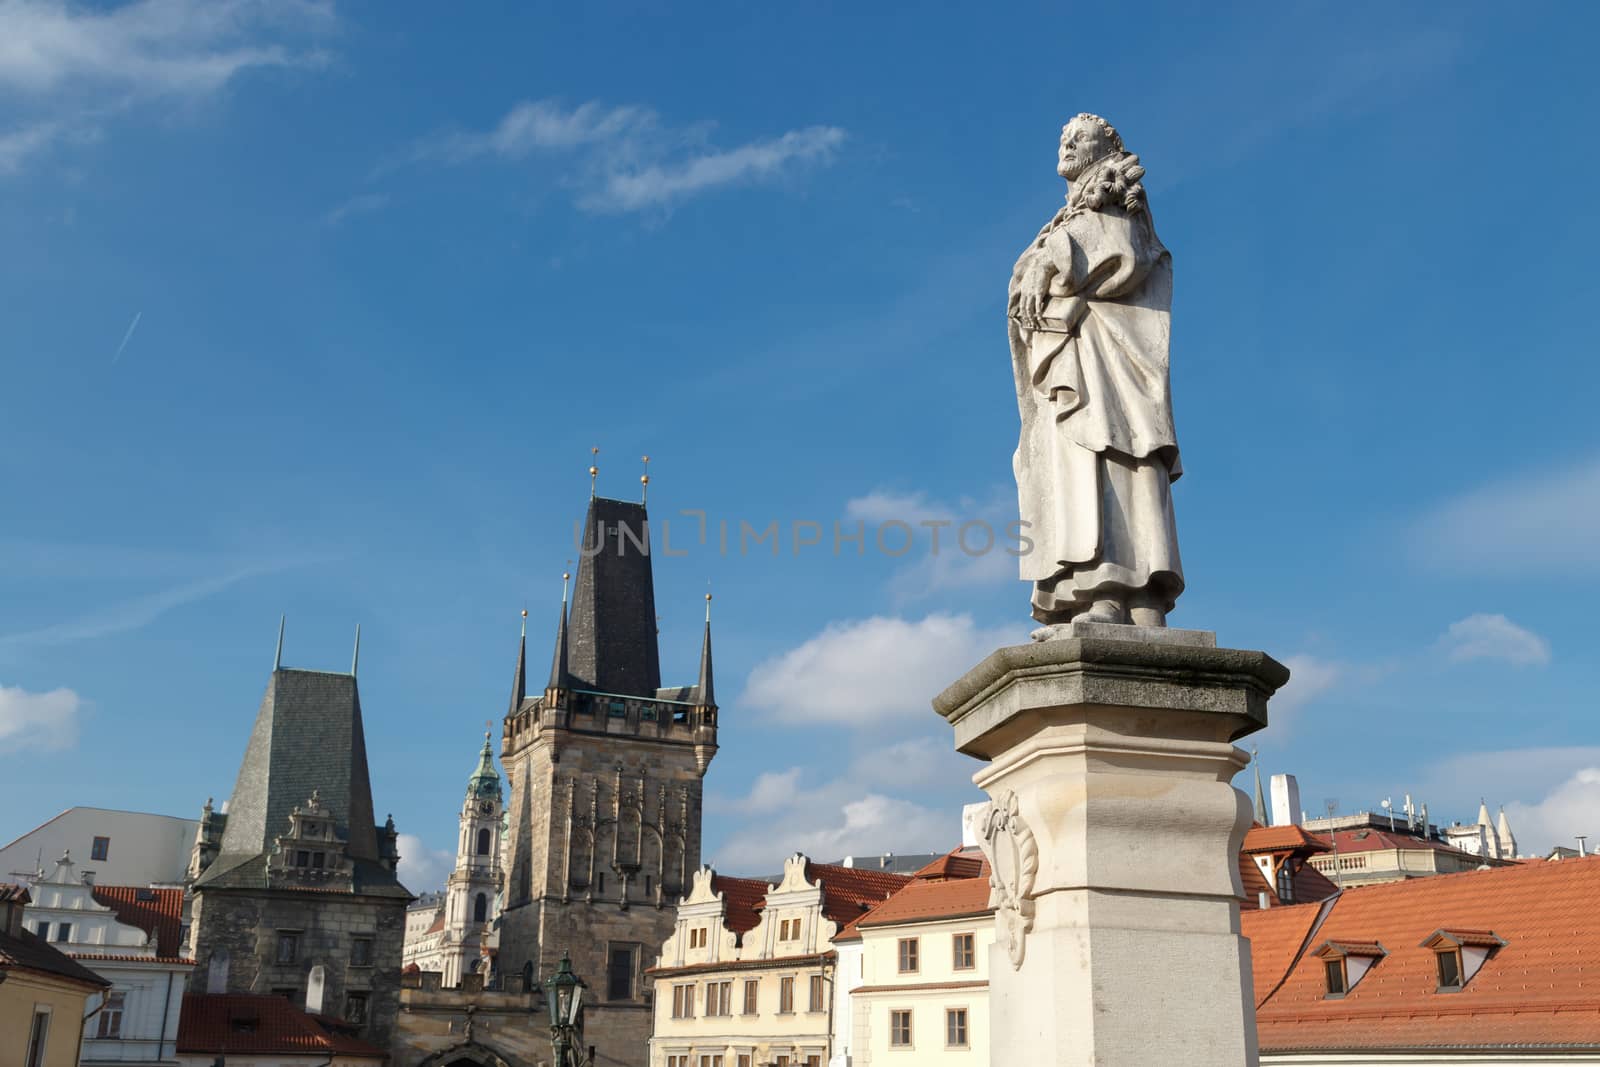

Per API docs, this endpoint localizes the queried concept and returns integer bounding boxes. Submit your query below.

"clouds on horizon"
[1434,613,1551,667]
[403,97,846,215]
[1411,455,1600,577]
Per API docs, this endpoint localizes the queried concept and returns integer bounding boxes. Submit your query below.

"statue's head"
[1057,113,1124,181]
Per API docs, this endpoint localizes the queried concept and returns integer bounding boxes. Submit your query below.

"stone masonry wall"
[189,887,407,1046]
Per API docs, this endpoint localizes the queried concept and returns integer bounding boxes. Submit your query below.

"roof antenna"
[641,455,651,504]
[589,447,600,500]
[274,614,286,671]
[351,623,361,677]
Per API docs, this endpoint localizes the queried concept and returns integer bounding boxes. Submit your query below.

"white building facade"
[23,853,192,1066]
[1,808,197,888]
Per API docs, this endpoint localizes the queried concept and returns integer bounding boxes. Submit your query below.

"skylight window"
[1419,929,1505,993]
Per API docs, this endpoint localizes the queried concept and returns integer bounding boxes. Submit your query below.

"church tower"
[498,493,718,1067]
[440,731,505,987]
[188,626,409,1044]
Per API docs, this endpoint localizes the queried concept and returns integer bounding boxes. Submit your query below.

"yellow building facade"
[1,884,111,1067]
[647,856,909,1067]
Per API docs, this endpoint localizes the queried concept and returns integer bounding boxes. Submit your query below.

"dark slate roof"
[197,668,405,897]
[567,497,662,698]
[0,927,111,989]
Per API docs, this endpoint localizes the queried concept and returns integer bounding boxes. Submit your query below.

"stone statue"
[1008,113,1183,630]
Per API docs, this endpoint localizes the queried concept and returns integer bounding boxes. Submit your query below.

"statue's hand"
[1015,262,1054,329]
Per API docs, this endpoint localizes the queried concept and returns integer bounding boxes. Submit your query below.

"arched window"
[474,892,488,923]
[476,828,491,856]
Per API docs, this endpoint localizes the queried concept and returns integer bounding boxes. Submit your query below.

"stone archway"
[417,1040,515,1067]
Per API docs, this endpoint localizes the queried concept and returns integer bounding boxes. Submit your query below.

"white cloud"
[0,682,82,751]
[321,191,389,227]
[395,832,453,893]
[0,0,332,174]
[740,613,1024,726]
[1504,768,1600,857]
[0,0,332,93]
[1411,455,1600,576]
[1276,654,1342,714]
[1434,613,1550,667]
[0,563,291,647]
[843,487,1022,603]
[408,98,845,215]
[709,767,959,876]
[582,125,845,213]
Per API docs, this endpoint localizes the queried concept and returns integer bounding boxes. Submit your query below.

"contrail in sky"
[111,311,142,362]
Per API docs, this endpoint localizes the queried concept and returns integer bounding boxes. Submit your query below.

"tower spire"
[1252,747,1268,826]
[274,614,285,671]
[641,454,651,504]
[696,592,715,707]
[589,447,599,500]
[548,571,571,691]
[351,623,361,677]
[508,609,528,718]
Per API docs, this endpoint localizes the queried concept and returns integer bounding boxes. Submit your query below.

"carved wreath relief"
[974,790,1038,969]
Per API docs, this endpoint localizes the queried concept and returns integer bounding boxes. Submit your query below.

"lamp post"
[544,954,589,1067]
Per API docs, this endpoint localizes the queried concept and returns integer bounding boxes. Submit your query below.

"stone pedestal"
[935,622,1288,1067]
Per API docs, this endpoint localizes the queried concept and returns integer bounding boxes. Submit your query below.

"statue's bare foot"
[1129,605,1166,627]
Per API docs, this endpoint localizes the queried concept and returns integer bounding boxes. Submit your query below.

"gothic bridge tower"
[498,494,718,1067]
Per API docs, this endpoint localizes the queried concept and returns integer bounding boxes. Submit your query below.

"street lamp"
[544,954,589,1067]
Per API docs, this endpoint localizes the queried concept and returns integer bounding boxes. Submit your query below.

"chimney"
[1578,835,1589,858]
[0,885,29,938]
[1257,891,1270,910]
[1270,774,1302,828]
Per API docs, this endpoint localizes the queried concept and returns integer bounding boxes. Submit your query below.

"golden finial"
[641,454,651,504]
[589,446,600,499]
[705,590,713,622]
[561,570,571,604]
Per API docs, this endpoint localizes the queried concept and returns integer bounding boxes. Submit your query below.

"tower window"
[351,938,373,967]
[276,932,299,964]
[476,828,491,856]
[474,893,488,923]
[607,942,638,1001]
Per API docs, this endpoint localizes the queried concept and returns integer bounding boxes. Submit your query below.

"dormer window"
[1313,941,1386,998]
[1420,929,1505,993]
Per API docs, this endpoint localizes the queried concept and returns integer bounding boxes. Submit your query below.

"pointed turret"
[548,572,571,692]
[1252,749,1269,826]
[695,593,715,707]
[468,731,502,802]
[508,611,527,717]
[1497,805,1518,859]
[1477,799,1502,859]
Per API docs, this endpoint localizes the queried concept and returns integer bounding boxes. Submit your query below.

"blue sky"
[3,1,1599,886]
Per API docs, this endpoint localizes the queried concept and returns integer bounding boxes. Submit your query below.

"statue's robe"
[1009,177,1183,623]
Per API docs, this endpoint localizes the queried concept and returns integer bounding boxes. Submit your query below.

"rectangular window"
[295,849,310,867]
[1324,958,1347,996]
[779,975,795,1013]
[351,937,373,967]
[1436,949,1463,989]
[946,1007,969,1048]
[607,943,638,1000]
[698,1056,723,1067]
[312,852,325,869]
[890,1009,913,1047]
[34,920,50,938]
[276,932,299,964]
[808,973,825,1012]
[742,978,758,1015]
[952,932,976,970]
[806,1057,821,1067]
[25,1010,50,1067]
[96,992,126,1039]
[738,1056,752,1067]
[672,983,694,1019]
[91,836,110,861]
[897,937,919,973]
[344,993,368,1025]
[54,922,72,943]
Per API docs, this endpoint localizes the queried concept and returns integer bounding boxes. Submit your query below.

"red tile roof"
[91,885,184,958]
[712,874,770,936]
[0,883,30,904]
[1317,828,1478,857]
[856,875,993,930]
[1246,855,1600,1050]
[1239,851,1338,911]
[1243,825,1330,854]
[177,994,386,1057]
[804,861,913,926]
[910,848,987,881]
